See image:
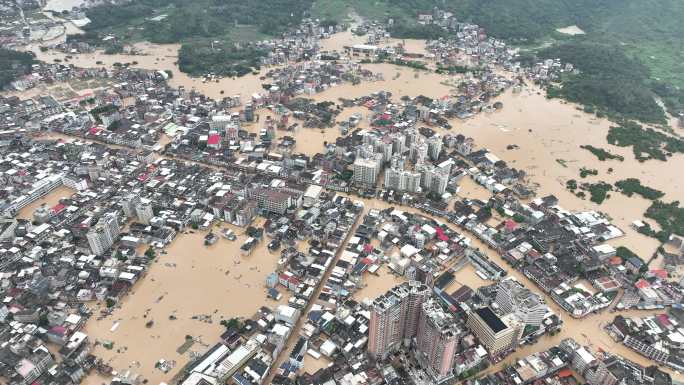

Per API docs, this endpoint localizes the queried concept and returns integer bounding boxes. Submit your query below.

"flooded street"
[17,185,75,220]
[84,222,289,385]
[343,196,680,377]
[353,266,405,303]
[29,42,273,100]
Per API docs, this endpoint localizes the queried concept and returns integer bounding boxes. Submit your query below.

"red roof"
[635,279,650,289]
[51,203,66,214]
[650,269,668,279]
[435,227,449,242]
[49,326,67,335]
[557,369,573,378]
[609,256,623,266]
[207,134,221,145]
[656,314,671,327]
[504,219,518,232]
[363,244,373,253]
[527,249,542,259]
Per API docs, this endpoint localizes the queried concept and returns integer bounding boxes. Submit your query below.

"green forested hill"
[314,0,684,87]
[313,0,684,120]
[76,0,684,119]
[83,0,314,43]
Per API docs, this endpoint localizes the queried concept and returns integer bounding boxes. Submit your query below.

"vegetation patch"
[436,65,481,75]
[579,167,597,178]
[606,121,684,162]
[566,179,613,204]
[579,145,624,161]
[177,42,267,77]
[615,246,648,271]
[614,178,664,200]
[362,53,429,71]
[616,246,640,261]
[652,82,684,117]
[555,159,568,167]
[388,22,448,40]
[580,182,612,204]
[645,200,684,238]
[83,0,313,43]
[89,104,118,123]
[539,42,666,124]
[0,49,37,89]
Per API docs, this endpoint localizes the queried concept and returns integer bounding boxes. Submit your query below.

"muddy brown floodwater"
[83,220,291,385]
[17,186,76,220]
[447,87,684,258]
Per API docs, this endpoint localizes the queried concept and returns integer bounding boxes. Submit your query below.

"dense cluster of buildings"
[607,310,684,372]
[466,337,673,385]
[0,5,681,385]
[358,272,570,384]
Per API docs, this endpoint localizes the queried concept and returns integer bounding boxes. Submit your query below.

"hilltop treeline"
[84,0,314,43]
[539,42,666,124]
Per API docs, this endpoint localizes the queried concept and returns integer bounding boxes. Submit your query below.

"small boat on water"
[222,229,236,241]
[204,232,218,246]
[268,239,281,252]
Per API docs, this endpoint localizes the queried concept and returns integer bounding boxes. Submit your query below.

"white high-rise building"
[384,167,421,193]
[495,278,548,327]
[210,115,232,131]
[390,154,405,170]
[121,193,140,218]
[427,135,443,161]
[87,213,120,256]
[419,165,449,195]
[410,141,429,164]
[135,198,154,225]
[210,115,239,140]
[467,307,523,356]
[391,133,407,155]
[353,154,382,187]
[378,141,393,162]
[416,299,460,383]
[368,281,431,359]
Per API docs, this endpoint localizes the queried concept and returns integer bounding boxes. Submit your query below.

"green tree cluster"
[178,42,267,77]
[645,201,684,238]
[84,0,314,43]
[607,121,684,162]
[581,182,612,204]
[539,42,665,124]
[0,49,37,89]
[579,145,624,162]
[615,178,664,200]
